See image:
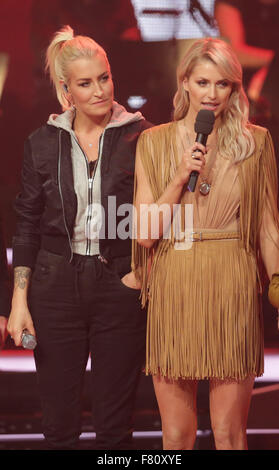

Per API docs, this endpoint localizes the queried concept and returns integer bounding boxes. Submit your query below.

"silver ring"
[191,153,197,159]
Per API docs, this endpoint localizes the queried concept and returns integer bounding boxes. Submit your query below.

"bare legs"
[209,376,255,450]
[153,376,198,450]
[153,374,255,450]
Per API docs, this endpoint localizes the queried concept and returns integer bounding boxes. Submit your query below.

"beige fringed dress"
[132,121,279,381]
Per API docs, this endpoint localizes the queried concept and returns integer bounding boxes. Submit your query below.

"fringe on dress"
[132,122,279,380]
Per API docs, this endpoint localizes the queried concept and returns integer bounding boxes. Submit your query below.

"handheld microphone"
[21,329,37,350]
[187,109,215,192]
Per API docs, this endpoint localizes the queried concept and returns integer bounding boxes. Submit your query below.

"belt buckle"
[190,231,203,242]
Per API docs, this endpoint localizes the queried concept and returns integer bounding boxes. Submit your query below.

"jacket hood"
[47,101,144,132]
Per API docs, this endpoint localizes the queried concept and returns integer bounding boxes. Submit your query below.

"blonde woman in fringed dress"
[132,38,279,450]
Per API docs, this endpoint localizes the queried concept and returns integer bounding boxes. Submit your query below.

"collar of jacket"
[47,101,144,133]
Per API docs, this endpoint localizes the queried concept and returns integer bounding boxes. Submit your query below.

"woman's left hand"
[268,273,279,308]
[121,271,141,290]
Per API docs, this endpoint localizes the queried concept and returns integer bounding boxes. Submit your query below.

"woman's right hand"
[173,142,206,187]
[7,302,36,347]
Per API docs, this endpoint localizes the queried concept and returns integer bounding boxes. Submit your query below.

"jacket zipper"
[86,174,93,255]
[58,130,74,262]
[73,132,103,256]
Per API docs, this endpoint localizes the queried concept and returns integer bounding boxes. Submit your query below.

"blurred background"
[0,0,279,450]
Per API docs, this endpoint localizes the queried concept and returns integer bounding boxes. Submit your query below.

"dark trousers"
[29,249,147,450]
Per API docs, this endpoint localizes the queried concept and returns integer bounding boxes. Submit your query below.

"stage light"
[127,95,147,109]
[6,248,12,265]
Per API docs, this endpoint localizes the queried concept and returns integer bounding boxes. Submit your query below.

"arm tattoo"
[14,267,31,290]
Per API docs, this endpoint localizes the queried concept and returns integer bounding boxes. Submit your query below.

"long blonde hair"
[45,25,110,110]
[173,38,255,162]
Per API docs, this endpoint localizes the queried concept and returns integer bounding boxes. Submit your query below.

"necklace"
[199,181,211,196]
[198,149,217,196]
[183,126,217,196]
[75,132,95,149]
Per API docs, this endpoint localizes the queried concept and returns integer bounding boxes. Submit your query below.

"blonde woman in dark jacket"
[8,26,151,450]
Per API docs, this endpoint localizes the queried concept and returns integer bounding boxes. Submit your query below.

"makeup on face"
[67,53,114,121]
[183,60,233,120]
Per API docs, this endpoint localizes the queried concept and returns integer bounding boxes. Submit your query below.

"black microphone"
[187,109,215,192]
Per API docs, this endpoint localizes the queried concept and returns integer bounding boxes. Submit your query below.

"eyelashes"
[196,80,207,87]
[217,81,230,88]
[78,75,110,87]
[196,80,230,88]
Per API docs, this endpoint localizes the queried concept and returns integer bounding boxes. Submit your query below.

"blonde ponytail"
[45,25,109,110]
[45,26,74,110]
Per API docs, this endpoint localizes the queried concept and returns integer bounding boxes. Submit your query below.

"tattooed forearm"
[14,267,31,290]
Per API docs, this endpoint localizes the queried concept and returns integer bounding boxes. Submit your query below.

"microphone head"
[194,109,215,135]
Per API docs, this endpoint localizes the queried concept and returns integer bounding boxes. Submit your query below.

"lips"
[91,99,108,105]
[201,102,219,110]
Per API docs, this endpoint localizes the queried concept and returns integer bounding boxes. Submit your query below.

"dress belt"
[189,231,240,242]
